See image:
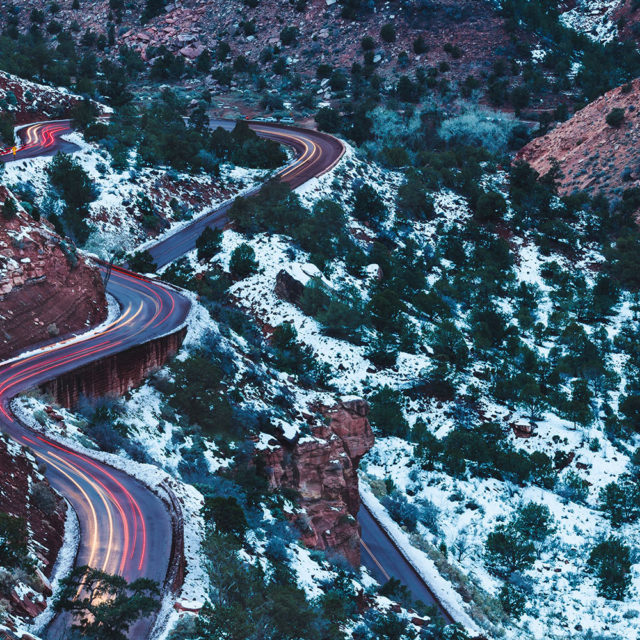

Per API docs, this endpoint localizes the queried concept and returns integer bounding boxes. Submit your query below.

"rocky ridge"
[262,397,374,566]
[517,77,640,201]
[0,187,107,361]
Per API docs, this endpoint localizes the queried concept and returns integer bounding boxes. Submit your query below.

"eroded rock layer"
[0,188,107,362]
[262,398,374,566]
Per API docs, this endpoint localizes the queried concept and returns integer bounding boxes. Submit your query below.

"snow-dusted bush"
[382,491,419,531]
[439,107,516,153]
[417,497,440,535]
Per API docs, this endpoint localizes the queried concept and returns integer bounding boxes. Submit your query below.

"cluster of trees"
[102,90,285,172]
[46,152,97,242]
[270,322,331,387]
[410,418,556,489]
[484,502,554,617]
[230,180,360,270]
[0,512,31,572]
[167,344,237,440]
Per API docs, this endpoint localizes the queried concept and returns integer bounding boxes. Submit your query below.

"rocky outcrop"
[274,269,305,304]
[517,78,640,202]
[0,434,66,621]
[0,189,107,362]
[262,398,374,565]
[42,327,187,408]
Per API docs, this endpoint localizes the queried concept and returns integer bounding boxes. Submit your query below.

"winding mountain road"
[0,116,455,636]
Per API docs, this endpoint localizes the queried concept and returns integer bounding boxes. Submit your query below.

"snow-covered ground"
[560,0,621,43]
[169,139,640,637]
[3,131,272,257]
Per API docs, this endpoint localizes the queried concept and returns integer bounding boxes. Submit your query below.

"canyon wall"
[262,398,374,566]
[0,189,107,362]
[41,328,187,408]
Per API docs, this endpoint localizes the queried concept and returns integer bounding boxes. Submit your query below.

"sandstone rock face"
[0,189,107,362]
[517,78,640,201]
[262,398,374,565]
[42,327,187,408]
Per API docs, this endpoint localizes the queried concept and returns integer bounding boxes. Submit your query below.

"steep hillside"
[517,77,640,200]
[0,187,107,361]
[3,0,513,87]
[0,433,67,629]
[0,70,101,125]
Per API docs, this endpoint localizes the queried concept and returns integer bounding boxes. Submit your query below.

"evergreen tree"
[587,537,631,600]
[2,196,17,220]
[368,386,409,438]
[566,379,593,429]
[229,244,258,279]
[196,226,222,262]
[54,566,160,640]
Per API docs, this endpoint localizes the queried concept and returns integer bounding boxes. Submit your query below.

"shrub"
[587,537,631,600]
[606,107,625,127]
[413,35,428,54]
[443,42,462,59]
[127,250,157,274]
[141,0,166,23]
[196,226,222,262]
[396,75,419,102]
[202,496,248,539]
[474,190,507,222]
[439,107,516,154]
[368,386,409,438]
[380,23,396,43]
[361,35,376,51]
[598,479,640,527]
[280,26,299,46]
[31,482,58,515]
[316,63,333,79]
[229,244,258,279]
[2,197,17,220]
[47,153,97,242]
[315,107,341,133]
[511,502,554,548]
[499,583,526,619]
[352,183,385,224]
[0,513,30,570]
[381,491,419,531]
[485,524,535,578]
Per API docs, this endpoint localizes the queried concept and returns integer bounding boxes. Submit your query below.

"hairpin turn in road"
[0,117,455,636]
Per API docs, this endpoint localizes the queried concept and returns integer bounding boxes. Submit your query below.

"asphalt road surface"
[0,120,79,162]
[0,266,190,639]
[359,504,455,624]
[0,116,456,635]
[147,119,345,268]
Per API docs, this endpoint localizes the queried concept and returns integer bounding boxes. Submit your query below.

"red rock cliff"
[42,327,187,408]
[0,189,107,362]
[262,398,374,566]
